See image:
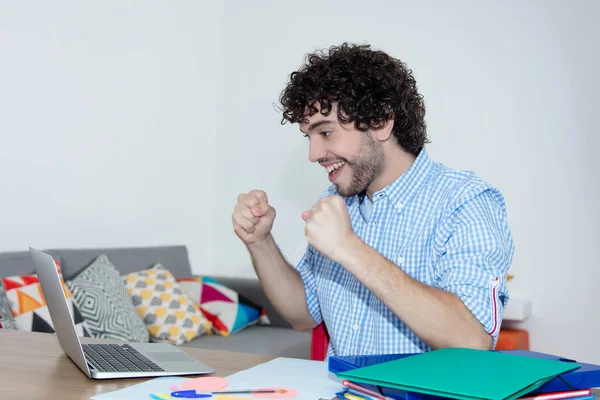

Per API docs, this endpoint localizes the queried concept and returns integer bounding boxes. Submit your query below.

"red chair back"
[311,322,330,361]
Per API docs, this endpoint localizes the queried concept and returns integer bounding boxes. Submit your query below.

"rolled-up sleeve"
[435,188,515,346]
[295,245,323,325]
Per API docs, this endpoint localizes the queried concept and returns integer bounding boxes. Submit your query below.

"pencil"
[212,388,286,394]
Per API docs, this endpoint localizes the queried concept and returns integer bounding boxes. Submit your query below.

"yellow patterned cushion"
[122,264,211,345]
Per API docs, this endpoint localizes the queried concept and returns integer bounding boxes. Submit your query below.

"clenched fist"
[232,190,276,249]
[301,195,355,262]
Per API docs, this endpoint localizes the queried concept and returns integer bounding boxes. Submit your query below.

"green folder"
[336,348,580,400]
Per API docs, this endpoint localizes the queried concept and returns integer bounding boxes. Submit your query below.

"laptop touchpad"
[149,352,195,362]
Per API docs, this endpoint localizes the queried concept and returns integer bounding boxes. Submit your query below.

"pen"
[170,391,212,399]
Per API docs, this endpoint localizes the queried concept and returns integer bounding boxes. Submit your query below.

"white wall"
[216,0,600,363]
[0,1,223,271]
[1,0,599,363]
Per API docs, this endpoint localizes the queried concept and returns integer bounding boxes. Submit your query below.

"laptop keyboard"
[82,344,164,373]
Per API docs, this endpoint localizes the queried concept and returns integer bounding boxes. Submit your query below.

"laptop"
[30,247,215,379]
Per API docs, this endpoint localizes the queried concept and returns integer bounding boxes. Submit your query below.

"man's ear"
[373,116,395,142]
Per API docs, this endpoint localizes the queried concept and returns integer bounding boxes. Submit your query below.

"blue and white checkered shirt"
[295,147,515,357]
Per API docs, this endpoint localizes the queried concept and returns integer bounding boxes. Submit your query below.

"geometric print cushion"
[177,276,270,337]
[1,263,91,337]
[66,255,149,343]
[122,264,211,346]
[0,283,18,330]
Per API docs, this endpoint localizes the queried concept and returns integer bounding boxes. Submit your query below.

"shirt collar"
[357,146,434,215]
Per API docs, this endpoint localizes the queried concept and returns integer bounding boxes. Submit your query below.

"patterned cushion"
[0,284,18,330]
[177,276,270,336]
[1,263,90,336]
[66,255,149,343]
[122,264,211,345]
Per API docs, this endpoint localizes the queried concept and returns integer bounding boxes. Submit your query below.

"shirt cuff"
[444,274,507,347]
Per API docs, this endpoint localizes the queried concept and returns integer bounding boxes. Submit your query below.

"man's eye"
[322,131,332,137]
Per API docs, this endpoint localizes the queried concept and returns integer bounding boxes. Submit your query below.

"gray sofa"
[0,245,312,359]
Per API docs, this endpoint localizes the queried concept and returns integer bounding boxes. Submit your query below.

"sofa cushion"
[209,277,292,329]
[1,265,90,336]
[0,284,17,330]
[177,276,270,336]
[181,326,312,360]
[66,255,149,343]
[122,264,212,345]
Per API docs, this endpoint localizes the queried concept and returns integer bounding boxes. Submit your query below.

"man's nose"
[308,137,327,163]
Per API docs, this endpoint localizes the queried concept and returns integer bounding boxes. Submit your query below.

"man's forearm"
[335,235,492,350]
[248,235,316,331]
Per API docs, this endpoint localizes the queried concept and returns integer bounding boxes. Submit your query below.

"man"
[232,43,514,357]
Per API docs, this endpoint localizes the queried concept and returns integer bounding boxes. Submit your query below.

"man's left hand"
[301,195,356,262]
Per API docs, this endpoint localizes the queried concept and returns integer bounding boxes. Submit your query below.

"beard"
[336,135,385,197]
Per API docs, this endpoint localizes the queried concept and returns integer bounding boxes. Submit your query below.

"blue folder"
[328,350,600,400]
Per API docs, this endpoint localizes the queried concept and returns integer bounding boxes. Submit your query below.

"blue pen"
[171,388,283,398]
[170,390,212,398]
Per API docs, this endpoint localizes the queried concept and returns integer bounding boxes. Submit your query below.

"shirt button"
[352,323,359,331]
[491,279,499,288]
[373,220,377,225]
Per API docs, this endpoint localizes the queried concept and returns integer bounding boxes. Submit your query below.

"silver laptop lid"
[30,247,91,377]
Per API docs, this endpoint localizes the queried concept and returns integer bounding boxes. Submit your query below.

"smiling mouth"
[325,161,346,173]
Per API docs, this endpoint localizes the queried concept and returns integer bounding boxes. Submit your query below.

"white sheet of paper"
[90,376,190,400]
[89,358,342,400]
[222,357,343,399]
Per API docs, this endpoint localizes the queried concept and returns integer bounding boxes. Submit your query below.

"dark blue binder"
[328,350,600,400]
[501,350,600,393]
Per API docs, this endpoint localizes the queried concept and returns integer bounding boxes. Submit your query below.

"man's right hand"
[232,190,276,249]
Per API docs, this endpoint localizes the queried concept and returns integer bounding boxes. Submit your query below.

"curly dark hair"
[279,43,429,156]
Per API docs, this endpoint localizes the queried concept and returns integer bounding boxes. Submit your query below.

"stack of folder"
[329,348,600,400]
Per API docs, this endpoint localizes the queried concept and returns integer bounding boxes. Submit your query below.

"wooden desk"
[2,330,598,400]
[0,330,275,399]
